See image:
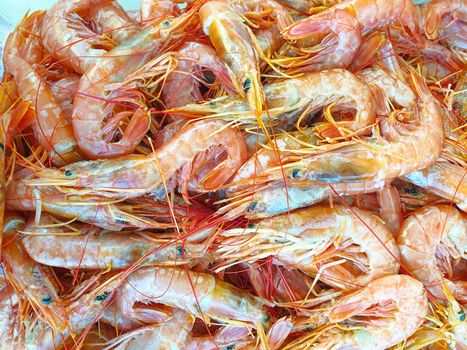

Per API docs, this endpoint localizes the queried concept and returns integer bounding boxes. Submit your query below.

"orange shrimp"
[71,6,198,159]
[41,0,137,74]
[6,169,164,230]
[171,69,376,133]
[217,206,400,291]
[115,266,272,327]
[103,309,255,350]
[3,11,82,165]
[405,161,467,213]
[286,275,428,350]
[1,213,68,332]
[397,205,466,303]
[421,0,466,48]
[376,184,403,234]
[21,213,210,269]
[283,0,418,70]
[31,120,247,199]
[199,1,264,117]
[237,72,444,188]
[161,41,234,108]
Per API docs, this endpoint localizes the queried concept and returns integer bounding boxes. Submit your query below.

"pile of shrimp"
[0,0,465,349]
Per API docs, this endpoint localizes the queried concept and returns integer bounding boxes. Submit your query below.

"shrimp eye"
[41,295,52,305]
[162,20,170,27]
[225,346,234,350]
[95,291,110,301]
[176,244,184,257]
[115,217,128,225]
[291,168,300,178]
[248,201,257,211]
[243,78,251,93]
[64,169,73,176]
[247,223,255,228]
[0,143,4,151]
[459,310,466,321]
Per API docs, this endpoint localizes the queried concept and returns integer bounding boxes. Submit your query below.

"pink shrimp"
[161,41,234,108]
[1,213,68,332]
[397,205,466,303]
[41,0,137,74]
[31,120,247,199]
[286,275,428,350]
[217,206,400,291]
[6,169,165,230]
[284,0,419,70]
[115,266,272,327]
[3,11,82,165]
[71,6,198,159]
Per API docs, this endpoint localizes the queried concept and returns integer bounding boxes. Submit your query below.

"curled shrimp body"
[32,120,247,199]
[3,11,82,165]
[397,205,466,303]
[217,206,400,291]
[288,275,427,350]
[116,266,272,327]
[21,214,209,269]
[421,0,467,49]
[162,42,234,108]
[284,0,418,70]
[1,214,68,332]
[241,73,444,187]
[172,69,376,133]
[105,310,254,350]
[41,0,136,74]
[72,8,198,159]
[405,161,467,213]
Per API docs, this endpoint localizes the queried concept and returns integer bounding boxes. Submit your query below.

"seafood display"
[0,0,465,349]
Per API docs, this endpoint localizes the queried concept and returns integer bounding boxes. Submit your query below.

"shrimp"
[115,266,272,327]
[405,161,467,213]
[376,184,403,234]
[421,0,466,48]
[141,0,186,20]
[286,275,428,350]
[71,7,199,159]
[238,72,444,188]
[104,309,255,350]
[217,206,400,291]
[6,169,165,230]
[283,0,418,70]
[31,120,247,199]
[171,69,376,134]
[20,213,210,269]
[199,1,264,117]
[161,42,234,109]
[397,205,466,303]
[218,179,388,219]
[41,0,137,74]
[1,213,68,332]
[47,74,81,122]
[3,11,82,165]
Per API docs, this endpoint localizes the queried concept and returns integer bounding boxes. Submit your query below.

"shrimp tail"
[348,32,386,72]
[200,159,241,191]
[118,107,151,150]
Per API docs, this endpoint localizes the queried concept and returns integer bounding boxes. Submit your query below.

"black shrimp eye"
[243,78,251,93]
[95,291,110,302]
[0,143,4,151]
[162,20,170,26]
[291,168,300,178]
[41,295,52,305]
[459,310,466,321]
[64,169,73,176]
